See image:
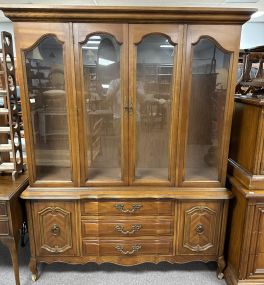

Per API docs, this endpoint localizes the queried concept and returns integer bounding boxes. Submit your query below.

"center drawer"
[81,218,174,238]
[82,239,174,256]
[81,200,174,216]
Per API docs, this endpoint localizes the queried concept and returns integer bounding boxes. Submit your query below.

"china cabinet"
[226,95,264,285]
[0,5,254,281]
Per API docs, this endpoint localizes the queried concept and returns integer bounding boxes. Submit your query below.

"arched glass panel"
[185,38,230,181]
[25,36,71,181]
[135,35,175,180]
[82,34,121,181]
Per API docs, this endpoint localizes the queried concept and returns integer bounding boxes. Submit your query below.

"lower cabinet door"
[32,201,78,256]
[178,201,222,255]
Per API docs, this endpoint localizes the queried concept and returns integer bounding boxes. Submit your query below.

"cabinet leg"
[217,255,226,280]
[29,258,38,282]
[1,237,20,285]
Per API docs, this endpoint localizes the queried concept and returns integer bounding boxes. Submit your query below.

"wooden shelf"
[0,162,14,171]
[0,90,7,96]
[0,144,12,152]
[0,108,9,115]
[0,126,10,133]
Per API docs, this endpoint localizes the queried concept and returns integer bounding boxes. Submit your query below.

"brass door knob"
[195,224,204,234]
[51,224,60,236]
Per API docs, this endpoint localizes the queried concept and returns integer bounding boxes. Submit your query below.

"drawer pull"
[115,244,141,255]
[115,224,142,235]
[51,224,60,236]
[195,224,204,234]
[114,203,142,213]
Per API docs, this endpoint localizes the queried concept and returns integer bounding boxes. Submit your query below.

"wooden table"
[0,173,28,285]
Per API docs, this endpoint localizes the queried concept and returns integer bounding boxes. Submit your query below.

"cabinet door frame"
[128,24,184,186]
[178,25,241,188]
[14,22,78,187]
[73,23,129,186]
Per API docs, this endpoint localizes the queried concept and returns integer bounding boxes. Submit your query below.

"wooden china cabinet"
[1,5,254,281]
[226,95,264,285]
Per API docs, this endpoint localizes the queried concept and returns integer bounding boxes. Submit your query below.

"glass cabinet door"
[24,34,72,182]
[74,24,128,185]
[179,25,240,186]
[185,38,230,182]
[129,25,182,185]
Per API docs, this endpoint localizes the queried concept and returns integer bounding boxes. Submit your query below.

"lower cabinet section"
[82,239,174,256]
[28,198,228,271]
[225,177,264,285]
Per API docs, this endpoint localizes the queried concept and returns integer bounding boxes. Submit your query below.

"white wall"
[0,22,14,48]
[240,22,264,49]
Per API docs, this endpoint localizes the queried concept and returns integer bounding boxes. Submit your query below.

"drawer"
[0,202,7,217]
[178,201,221,255]
[81,200,174,216]
[0,220,9,235]
[82,239,173,256]
[32,201,78,256]
[81,218,174,238]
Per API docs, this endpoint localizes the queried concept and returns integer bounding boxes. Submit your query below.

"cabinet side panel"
[229,102,260,174]
[226,183,247,274]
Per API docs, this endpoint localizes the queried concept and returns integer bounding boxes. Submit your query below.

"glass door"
[73,24,128,185]
[178,25,241,187]
[16,23,77,186]
[129,25,183,185]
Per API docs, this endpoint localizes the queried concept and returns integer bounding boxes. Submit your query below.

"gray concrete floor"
[0,239,226,285]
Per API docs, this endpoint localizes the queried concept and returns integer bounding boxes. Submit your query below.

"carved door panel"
[178,201,221,255]
[32,201,78,256]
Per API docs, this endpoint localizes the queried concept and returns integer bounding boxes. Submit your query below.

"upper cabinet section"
[8,7,255,188]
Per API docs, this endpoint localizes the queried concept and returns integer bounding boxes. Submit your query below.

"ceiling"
[0,0,263,22]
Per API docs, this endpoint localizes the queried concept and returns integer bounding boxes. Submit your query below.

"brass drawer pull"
[115,244,141,255]
[51,224,60,236]
[196,224,204,234]
[115,224,142,235]
[114,203,142,213]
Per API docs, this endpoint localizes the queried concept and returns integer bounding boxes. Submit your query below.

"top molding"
[0,5,257,24]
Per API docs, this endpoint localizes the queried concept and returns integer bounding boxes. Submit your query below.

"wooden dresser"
[0,173,28,285]
[226,96,264,285]
[0,5,255,282]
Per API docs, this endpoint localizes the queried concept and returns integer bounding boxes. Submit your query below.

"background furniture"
[0,172,28,285]
[236,46,264,96]
[226,95,264,285]
[1,5,254,282]
[0,31,24,180]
